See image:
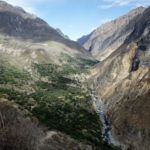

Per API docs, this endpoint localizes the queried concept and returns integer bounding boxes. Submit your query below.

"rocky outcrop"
[90,7,150,150]
[78,7,146,61]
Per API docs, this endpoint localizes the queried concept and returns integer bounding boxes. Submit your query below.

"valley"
[0,1,150,150]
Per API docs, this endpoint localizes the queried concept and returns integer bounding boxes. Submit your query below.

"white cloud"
[99,0,150,9]
[3,0,66,14]
[100,18,112,24]
[98,4,112,9]
[3,0,37,14]
[135,2,150,7]
[4,0,52,6]
[99,0,135,9]
[103,0,135,6]
[24,7,37,14]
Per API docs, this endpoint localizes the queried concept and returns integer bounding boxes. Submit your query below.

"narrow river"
[91,87,111,144]
[91,85,125,149]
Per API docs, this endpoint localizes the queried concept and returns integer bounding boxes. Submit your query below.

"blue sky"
[4,0,150,40]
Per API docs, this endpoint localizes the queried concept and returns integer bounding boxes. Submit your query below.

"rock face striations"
[78,7,146,61]
[89,7,150,150]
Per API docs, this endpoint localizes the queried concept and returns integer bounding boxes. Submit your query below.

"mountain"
[1,1,149,149]
[56,28,70,39]
[88,6,150,150]
[0,0,94,69]
[78,6,146,61]
[0,1,118,150]
[0,0,86,52]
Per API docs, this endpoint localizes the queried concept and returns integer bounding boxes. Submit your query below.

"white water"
[91,85,122,148]
[91,87,111,143]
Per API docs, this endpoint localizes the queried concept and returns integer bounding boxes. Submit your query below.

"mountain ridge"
[0,0,88,54]
[88,6,150,150]
[0,1,150,150]
[78,6,146,60]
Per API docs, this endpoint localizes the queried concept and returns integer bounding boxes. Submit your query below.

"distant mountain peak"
[78,6,147,61]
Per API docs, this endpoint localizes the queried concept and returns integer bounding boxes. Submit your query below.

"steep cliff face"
[78,7,146,61]
[90,7,150,150]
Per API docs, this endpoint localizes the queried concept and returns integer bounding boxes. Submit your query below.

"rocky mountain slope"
[78,6,146,61]
[0,0,85,52]
[0,1,118,150]
[89,6,150,150]
[56,28,70,39]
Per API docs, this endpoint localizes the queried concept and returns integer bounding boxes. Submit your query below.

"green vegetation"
[60,53,99,74]
[31,63,104,146]
[0,59,119,149]
[0,61,30,84]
